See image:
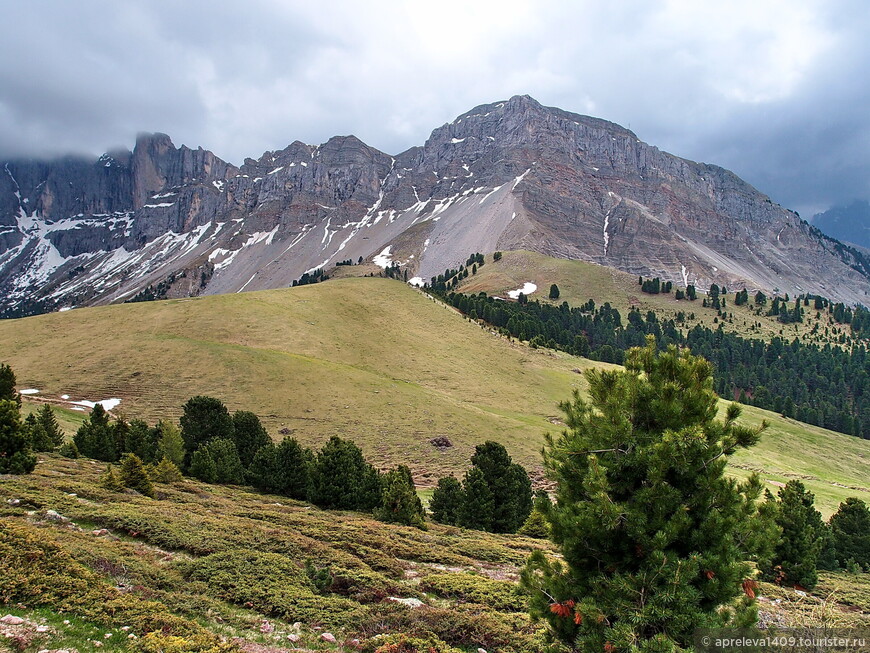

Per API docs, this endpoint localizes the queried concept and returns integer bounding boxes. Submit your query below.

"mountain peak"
[4,96,870,316]
[134,132,175,152]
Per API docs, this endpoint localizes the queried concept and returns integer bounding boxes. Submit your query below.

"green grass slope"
[460,251,857,345]
[1,278,596,484]
[1,276,869,515]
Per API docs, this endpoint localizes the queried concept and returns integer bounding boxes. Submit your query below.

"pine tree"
[518,507,550,539]
[189,447,218,483]
[248,442,279,492]
[429,476,463,525]
[763,480,823,589]
[309,436,381,510]
[469,441,533,533]
[119,453,155,498]
[521,337,766,651]
[374,465,426,529]
[194,438,245,484]
[830,498,870,570]
[155,421,184,467]
[100,464,125,492]
[59,440,79,458]
[0,399,36,474]
[273,437,313,500]
[458,467,494,531]
[232,410,270,468]
[73,404,117,461]
[0,364,19,405]
[549,284,561,300]
[23,413,52,451]
[112,417,130,458]
[180,396,234,467]
[37,404,64,449]
[148,456,184,483]
[125,419,157,462]
[815,522,839,571]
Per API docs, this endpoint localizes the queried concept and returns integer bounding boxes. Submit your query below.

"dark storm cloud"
[1,1,868,216]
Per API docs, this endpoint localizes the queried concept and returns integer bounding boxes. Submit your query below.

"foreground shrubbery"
[0,520,231,650]
[0,455,554,652]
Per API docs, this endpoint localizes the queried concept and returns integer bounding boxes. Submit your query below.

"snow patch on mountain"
[507,282,537,299]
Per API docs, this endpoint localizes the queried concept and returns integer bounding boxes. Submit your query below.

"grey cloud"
[1,0,868,217]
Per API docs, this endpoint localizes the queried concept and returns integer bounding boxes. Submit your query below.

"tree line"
[434,290,870,439]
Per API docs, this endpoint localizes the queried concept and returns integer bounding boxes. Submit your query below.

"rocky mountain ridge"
[3,94,869,316]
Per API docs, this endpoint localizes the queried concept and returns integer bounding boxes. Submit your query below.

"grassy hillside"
[730,403,870,516]
[2,276,869,515]
[459,250,859,346]
[0,456,866,653]
[1,278,595,485]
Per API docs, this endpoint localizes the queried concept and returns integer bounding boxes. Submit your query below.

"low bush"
[419,572,527,612]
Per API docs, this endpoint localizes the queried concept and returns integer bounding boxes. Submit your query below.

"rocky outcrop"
[2,95,870,317]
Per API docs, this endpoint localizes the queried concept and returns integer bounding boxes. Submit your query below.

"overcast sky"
[2,0,868,218]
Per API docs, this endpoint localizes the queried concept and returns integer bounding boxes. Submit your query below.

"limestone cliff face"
[2,95,869,316]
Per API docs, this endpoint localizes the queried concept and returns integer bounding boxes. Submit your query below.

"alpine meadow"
[2,76,870,653]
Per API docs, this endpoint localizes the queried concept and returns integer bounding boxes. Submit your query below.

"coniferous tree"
[195,438,245,484]
[189,447,218,483]
[100,464,125,492]
[374,465,426,529]
[180,396,234,467]
[248,437,313,499]
[518,507,550,539]
[125,419,157,462]
[37,404,64,449]
[274,437,313,500]
[459,467,494,531]
[815,522,840,571]
[119,453,155,498]
[0,399,36,474]
[73,404,118,461]
[763,481,823,588]
[149,456,184,483]
[112,416,130,458]
[549,284,561,300]
[248,442,279,492]
[0,364,19,405]
[521,338,766,651]
[59,440,79,459]
[23,413,52,451]
[469,441,533,533]
[232,410,270,468]
[155,421,184,467]
[309,436,381,510]
[429,475,463,525]
[830,498,870,570]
